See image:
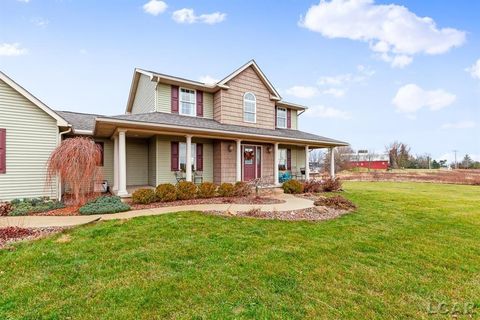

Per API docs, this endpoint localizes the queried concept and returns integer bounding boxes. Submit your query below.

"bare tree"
[386,141,410,169]
[324,146,354,172]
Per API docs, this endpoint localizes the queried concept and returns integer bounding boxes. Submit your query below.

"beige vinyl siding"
[291,109,298,130]
[279,145,306,173]
[148,137,157,186]
[126,138,149,186]
[156,84,214,119]
[155,135,213,184]
[95,138,113,188]
[132,74,155,114]
[156,83,171,113]
[0,79,59,201]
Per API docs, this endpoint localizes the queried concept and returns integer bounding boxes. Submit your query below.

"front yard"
[1,182,479,319]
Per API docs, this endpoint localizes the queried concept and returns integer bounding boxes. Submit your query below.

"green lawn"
[1,182,479,319]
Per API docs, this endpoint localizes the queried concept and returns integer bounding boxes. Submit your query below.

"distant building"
[346,153,390,170]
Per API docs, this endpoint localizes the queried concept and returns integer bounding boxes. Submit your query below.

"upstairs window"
[243,92,256,123]
[276,107,287,128]
[179,88,196,116]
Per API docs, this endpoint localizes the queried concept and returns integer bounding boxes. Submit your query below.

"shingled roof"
[56,110,99,133]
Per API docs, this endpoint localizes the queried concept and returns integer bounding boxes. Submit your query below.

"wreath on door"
[244,150,254,160]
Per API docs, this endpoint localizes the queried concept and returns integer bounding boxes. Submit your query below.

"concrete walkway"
[0,193,314,228]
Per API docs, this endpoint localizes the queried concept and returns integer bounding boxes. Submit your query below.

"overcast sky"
[1,0,479,161]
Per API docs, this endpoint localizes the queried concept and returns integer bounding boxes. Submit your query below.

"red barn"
[348,153,389,170]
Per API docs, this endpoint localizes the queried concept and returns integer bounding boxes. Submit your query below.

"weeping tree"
[47,137,103,205]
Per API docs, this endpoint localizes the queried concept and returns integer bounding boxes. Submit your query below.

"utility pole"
[453,150,458,169]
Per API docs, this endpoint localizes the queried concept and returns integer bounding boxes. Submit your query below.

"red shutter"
[171,85,179,114]
[196,90,203,117]
[171,141,179,171]
[196,143,203,171]
[0,129,5,174]
[287,109,291,129]
[275,107,278,128]
[287,149,291,171]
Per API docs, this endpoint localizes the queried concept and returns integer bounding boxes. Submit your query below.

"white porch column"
[330,147,336,178]
[113,134,119,192]
[305,145,310,180]
[274,142,279,185]
[117,130,128,197]
[236,139,242,182]
[186,135,192,182]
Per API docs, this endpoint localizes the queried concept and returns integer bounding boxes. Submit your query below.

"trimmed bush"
[314,195,356,210]
[282,179,304,194]
[156,183,177,202]
[234,181,252,197]
[197,182,217,198]
[176,181,197,200]
[303,180,323,193]
[0,202,13,216]
[217,183,234,197]
[322,178,342,192]
[131,188,156,204]
[79,196,130,215]
[9,198,65,216]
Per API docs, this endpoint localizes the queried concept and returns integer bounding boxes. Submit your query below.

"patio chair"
[174,171,186,183]
[193,171,203,184]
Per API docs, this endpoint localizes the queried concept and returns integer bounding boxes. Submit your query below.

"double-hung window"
[180,88,196,116]
[278,148,287,171]
[243,92,256,123]
[179,142,196,171]
[276,107,287,128]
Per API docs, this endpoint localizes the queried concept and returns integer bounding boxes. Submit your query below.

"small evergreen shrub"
[9,198,65,216]
[217,183,234,197]
[79,196,130,215]
[197,182,217,198]
[176,181,197,200]
[321,178,342,192]
[282,180,304,194]
[131,188,156,204]
[303,180,323,193]
[0,202,13,216]
[156,183,177,202]
[233,181,252,197]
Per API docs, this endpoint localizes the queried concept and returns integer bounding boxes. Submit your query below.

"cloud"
[16,0,30,2]
[441,121,476,129]
[318,64,374,86]
[322,88,346,97]
[285,86,318,98]
[466,59,480,80]
[0,43,28,56]
[199,75,218,84]
[143,0,167,16]
[306,105,351,119]
[31,17,49,28]
[300,0,466,67]
[172,8,226,24]
[392,84,456,114]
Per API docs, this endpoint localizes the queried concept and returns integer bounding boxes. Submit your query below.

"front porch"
[105,128,337,197]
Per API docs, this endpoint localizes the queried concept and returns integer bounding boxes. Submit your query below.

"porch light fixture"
[267,146,272,153]
[228,144,233,152]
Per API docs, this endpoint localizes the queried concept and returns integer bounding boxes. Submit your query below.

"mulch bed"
[129,196,284,210]
[204,206,354,222]
[35,206,81,216]
[0,227,64,250]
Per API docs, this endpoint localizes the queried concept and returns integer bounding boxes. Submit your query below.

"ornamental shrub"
[303,179,323,193]
[131,188,156,204]
[217,183,234,197]
[197,182,217,198]
[79,196,130,215]
[176,181,197,200]
[233,181,252,197]
[282,179,304,194]
[0,202,13,216]
[321,178,342,192]
[155,183,177,202]
[8,198,64,216]
[314,195,356,210]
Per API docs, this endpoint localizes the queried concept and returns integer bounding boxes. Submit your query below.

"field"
[1,182,479,319]
[339,169,480,185]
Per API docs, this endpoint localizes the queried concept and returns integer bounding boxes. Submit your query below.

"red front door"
[243,145,256,181]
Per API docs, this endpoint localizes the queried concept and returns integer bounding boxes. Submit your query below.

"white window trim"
[243,92,256,123]
[179,87,197,117]
[179,142,197,171]
[276,107,287,128]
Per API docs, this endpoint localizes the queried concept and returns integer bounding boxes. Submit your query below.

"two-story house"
[0,60,347,200]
